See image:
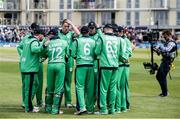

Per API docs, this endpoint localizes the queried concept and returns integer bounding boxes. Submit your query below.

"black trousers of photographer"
[156,61,171,96]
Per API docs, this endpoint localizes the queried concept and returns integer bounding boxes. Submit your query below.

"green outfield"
[0,47,180,118]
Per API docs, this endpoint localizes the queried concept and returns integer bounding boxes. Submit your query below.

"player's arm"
[65,41,70,58]
[96,23,103,37]
[31,39,49,53]
[17,40,23,56]
[66,19,80,37]
[71,39,78,58]
[95,36,103,56]
[119,37,128,62]
[39,48,48,62]
[127,39,133,58]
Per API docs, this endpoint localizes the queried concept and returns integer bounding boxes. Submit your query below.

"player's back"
[100,34,120,68]
[47,38,68,64]
[75,36,96,65]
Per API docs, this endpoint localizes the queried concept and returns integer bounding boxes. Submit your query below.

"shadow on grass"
[0,104,23,113]
[0,104,76,114]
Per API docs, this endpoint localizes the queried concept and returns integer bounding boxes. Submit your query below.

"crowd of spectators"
[0,25,179,45]
[0,26,27,43]
[0,26,51,43]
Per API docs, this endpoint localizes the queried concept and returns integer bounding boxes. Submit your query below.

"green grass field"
[0,47,180,118]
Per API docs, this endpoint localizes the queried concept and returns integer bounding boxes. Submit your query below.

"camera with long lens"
[143,31,159,41]
[143,62,158,74]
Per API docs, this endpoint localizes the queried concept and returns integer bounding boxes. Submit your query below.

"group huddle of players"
[17,19,135,115]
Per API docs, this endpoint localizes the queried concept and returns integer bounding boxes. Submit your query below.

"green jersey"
[17,33,32,56]
[124,37,132,59]
[89,29,103,70]
[58,30,74,49]
[89,29,103,41]
[46,37,69,64]
[19,36,44,72]
[95,33,120,68]
[72,36,96,65]
[58,30,75,68]
[39,38,48,62]
[119,37,128,65]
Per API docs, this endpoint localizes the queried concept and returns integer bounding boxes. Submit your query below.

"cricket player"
[71,26,96,115]
[95,24,122,114]
[123,28,133,110]
[124,39,132,111]
[45,28,69,114]
[36,36,47,107]
[87,21,103,104]
[58,19,80,108]
[17,24,48,112]
[115,26,132,113]
[17,34,31,108]
[17,24,37,108]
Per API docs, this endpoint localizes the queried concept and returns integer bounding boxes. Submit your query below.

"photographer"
[153,30,177,97]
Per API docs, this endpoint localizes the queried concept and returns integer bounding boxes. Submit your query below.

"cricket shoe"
[94,111,108,115]
[32,106,40,113]
[74,109,87,115]
[65,103,76,108]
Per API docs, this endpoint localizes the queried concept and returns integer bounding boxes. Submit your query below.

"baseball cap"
[112,23,118,32]
[118,26,124,32]
[88,21,97,28]
[48,28,58,35]
[104,23,113,29]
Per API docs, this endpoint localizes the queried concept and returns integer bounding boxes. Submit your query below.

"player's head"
[30,22,40,32]
[112,23,118,36]
[61,19,70,34]
[118,26,124,37]
[81,26,89,36]
[103,24,113,33]
[88,21,97,36]
[34,28,45,41]
[47,28,59,39]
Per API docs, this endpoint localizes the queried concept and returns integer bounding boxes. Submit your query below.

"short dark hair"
[30,22,39,31]
[104,23,113,29]
[162,30,172,36]
[81,26,89,34]
[34,29,45,35]
[118,26,124,32]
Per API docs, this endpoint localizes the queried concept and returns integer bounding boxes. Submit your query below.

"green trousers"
[75,66,95,112]
[98,68,118,114]
[19,63,25,107]
[116,65,130,111]
[23,73,39,112]
[64,57,74,105]
[94,60,99,101]
[115,66,125,112]
[21,72,25,107]
[36,63,43,106]
[45,63,65,114]
[124,66,130,110]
